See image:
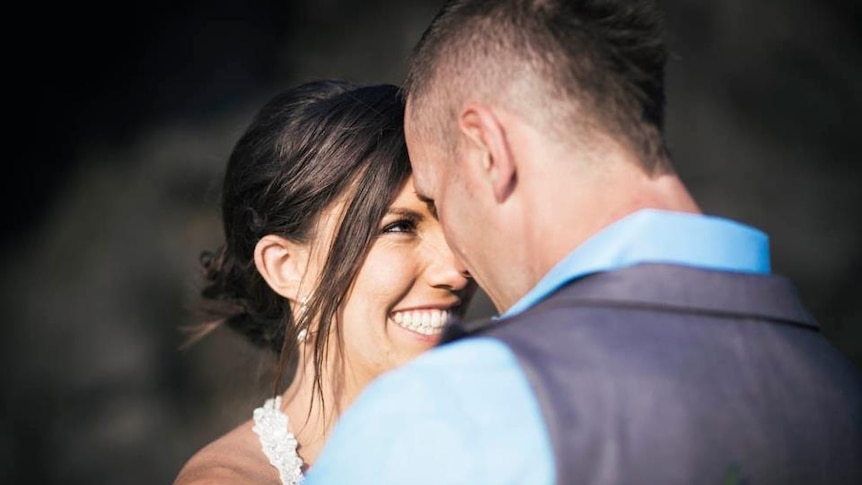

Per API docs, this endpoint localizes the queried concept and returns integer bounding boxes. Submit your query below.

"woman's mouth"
[390,308,456,336]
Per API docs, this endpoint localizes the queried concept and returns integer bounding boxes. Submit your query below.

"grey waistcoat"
[442,263,862,484]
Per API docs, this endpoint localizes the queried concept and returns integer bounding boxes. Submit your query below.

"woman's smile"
[390,306,460,336]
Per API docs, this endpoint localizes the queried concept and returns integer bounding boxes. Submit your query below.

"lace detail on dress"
[252,397,304,485]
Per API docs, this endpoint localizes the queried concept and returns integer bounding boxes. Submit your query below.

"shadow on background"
[2,1,860,484]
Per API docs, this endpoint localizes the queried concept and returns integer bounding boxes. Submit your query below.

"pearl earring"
[296,296,309,343]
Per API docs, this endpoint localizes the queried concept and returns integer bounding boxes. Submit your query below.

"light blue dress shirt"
[305,209,770,484]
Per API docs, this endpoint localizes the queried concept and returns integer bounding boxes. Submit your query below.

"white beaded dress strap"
[251,396,305,485]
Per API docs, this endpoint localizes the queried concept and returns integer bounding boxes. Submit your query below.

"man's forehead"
[404,111,433,159]
[403,98,422,143]
[404,101,446,158]
[403,107,438,197]
[404,96,440,136]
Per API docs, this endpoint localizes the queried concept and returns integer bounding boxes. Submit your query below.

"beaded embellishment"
[252,397,304,485]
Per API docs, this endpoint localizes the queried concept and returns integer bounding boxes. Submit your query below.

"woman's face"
[329,175,476,387]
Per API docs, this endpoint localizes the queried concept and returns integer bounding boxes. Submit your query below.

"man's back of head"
[404,0,672,174]
[403,0,699,312]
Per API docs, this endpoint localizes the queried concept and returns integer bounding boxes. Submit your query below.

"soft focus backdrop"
[3,1,860,484]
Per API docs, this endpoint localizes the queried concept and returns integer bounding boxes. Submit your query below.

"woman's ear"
[458,103,517,203]
[253,234,310,302]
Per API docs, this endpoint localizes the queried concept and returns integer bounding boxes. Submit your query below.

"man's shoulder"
[339,335,553,442]
[365,336,525,405]
[306,337,556,484]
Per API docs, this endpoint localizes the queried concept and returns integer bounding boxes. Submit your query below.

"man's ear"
[458,104,516,203]
[253,234,310,302]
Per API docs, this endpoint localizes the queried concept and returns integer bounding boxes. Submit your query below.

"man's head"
[405,0,670,168]
[404,0,696,311]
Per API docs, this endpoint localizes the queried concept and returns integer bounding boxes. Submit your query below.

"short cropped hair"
[404,0,672,174]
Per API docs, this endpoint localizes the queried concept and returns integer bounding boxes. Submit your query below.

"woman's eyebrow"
[411,192,438,219]
[414,191,433,204]
[385,207,423,220]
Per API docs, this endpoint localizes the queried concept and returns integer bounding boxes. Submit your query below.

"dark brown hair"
[403,0,671,174]
[198,80,411,406]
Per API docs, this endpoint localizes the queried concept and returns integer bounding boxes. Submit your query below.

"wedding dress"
[251,397,304,485]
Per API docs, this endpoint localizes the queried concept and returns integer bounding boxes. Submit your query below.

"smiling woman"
[173,80,476,485]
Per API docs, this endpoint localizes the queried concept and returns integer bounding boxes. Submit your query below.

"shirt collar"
[502,209,771,318]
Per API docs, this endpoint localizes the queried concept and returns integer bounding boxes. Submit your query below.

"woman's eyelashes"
[380,212,421,235]
[382,218,417,234]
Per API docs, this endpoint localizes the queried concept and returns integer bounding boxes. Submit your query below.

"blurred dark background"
[2,1,860,484]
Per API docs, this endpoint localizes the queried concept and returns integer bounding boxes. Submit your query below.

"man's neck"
[510,171,700,313]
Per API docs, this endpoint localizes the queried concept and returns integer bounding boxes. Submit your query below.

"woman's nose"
[424,234,471,291]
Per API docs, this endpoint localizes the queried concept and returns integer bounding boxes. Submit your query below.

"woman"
[174,80,475,484]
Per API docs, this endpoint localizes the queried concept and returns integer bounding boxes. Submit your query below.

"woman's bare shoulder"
[173,418,278,485]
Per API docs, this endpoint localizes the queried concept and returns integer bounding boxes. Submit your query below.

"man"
[306,1,862,483]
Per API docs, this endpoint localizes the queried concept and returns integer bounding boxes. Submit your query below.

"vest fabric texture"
[442,263,862,484]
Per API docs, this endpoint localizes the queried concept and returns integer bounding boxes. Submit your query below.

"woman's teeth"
[391,308,454,336]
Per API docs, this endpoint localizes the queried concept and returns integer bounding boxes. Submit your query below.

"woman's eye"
[382,219,417,234]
